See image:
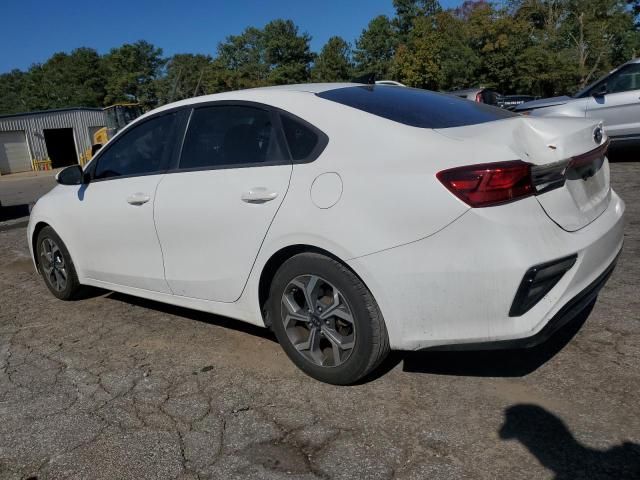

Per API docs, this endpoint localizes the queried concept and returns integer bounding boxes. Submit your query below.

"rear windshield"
[317,85,516,128]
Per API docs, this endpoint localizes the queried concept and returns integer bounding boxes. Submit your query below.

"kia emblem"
[593,127,603,144]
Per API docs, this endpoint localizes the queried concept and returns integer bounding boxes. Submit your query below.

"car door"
[586,63,640,139]
[73,110,185,292]
[154,103,292,302]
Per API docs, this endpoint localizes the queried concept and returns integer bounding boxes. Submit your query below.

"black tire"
[268,252,390,385]
[36,226,82,300]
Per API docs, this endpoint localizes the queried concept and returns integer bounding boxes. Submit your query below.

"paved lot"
[0,170,57,227]
[0,161,639,479]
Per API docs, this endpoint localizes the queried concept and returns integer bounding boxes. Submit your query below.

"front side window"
[180,106,282,169]
[93,113,177,180]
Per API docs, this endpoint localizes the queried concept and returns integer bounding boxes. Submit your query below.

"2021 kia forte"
[28,84,624,384]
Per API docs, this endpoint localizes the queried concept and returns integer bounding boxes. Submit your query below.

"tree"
[213,26,269,91]
[263,19,314,84]
[311,36,353,82]
[6,48,107,112]
[392,11,482,91]
[103,40,165,110]
[157,53,212,104]
[564,0,640,88]
[393,0,443,38]
[392,16,444,89]
[0,70,28,114]
[353,15,398,78]
[43,48,106,108]
[209,19,313,90]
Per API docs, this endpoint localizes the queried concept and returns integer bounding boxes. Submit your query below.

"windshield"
[317,85,516,129]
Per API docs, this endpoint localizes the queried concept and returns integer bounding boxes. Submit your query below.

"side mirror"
[91,143,103,156]
[56,165,84,186]
[592,83,608,97]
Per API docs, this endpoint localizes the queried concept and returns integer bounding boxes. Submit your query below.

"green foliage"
[156,54,213,104]
[393,0,443,38]
[353,15,398,78]
[213,26,270,90]
[0,70,28,114]
[0,48,106,113]
[103,40,165,110]
[263,19,315,84]
[206,19,313,91]
[311,37,353,82]
[388,0,639,95]
[0,6,638,115]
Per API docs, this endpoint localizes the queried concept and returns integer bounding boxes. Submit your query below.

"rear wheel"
[36,226,82,300]
[269,252,389,385]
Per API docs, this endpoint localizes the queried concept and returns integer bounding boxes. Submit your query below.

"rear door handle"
[241,188,278,204]
[126,193,151,206]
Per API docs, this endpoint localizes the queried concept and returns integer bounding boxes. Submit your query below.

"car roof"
[139,83,361,120]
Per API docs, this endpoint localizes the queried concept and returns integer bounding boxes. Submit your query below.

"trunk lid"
[435,116,610,231]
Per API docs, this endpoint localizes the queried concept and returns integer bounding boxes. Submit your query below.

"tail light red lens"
[475,92,484,103]
[436,161,534,208]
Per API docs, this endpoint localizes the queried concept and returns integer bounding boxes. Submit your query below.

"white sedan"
[28,84,625,384]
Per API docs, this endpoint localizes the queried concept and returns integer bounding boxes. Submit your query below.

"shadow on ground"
[500,404,640,479]
[106,291,596,382]
[0,203,30,222]
[106,291,277,343]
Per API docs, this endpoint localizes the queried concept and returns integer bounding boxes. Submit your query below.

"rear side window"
[317,86,516,129]
[180,106,283,170]
[94,113,177,180]
[281,115,319,161]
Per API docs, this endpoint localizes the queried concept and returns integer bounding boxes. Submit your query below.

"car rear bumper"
[425,250,619,351]
[348,190,625,351]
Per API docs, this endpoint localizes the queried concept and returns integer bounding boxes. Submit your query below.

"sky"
[0,0,460,73]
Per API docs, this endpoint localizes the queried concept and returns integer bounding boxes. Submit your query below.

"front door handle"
[126,193,151,206]
[241,188,278,204]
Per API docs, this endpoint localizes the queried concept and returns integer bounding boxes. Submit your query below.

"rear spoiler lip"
[569,138,610,168]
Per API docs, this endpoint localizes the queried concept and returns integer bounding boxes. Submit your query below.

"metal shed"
[0,107,105,175]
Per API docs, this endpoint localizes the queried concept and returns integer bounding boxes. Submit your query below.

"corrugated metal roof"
[0,107,103,120]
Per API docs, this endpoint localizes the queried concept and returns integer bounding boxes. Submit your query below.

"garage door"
[0,131,31,174]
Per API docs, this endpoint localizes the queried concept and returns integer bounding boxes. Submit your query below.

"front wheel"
[36,226,82,300]
[268,252,390,385]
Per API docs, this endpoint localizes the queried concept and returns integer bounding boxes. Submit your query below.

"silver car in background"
[448,87,500,106]
[516,58,640,147]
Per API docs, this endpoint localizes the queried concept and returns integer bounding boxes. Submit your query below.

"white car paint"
[154,164,292,302]
[29,83,624,351]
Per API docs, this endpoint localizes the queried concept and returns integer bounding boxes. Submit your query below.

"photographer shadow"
[500,404,640,479]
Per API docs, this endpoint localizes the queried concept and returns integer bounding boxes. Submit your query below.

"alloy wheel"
[40,238,67,292]
[281,274,356,367]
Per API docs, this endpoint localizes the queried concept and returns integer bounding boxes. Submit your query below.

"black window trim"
[83,99,329,182]
[578,63,640,98]
[277,110,329,164]
[171,101,291,174]
[86,107,189,183]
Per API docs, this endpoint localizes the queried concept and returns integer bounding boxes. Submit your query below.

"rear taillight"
[436,161,534,208]
[475,92,484,103]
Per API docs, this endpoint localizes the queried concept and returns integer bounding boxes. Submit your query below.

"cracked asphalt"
[1,161,639,479]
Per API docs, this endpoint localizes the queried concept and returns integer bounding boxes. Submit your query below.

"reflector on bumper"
[509,254,578,317]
